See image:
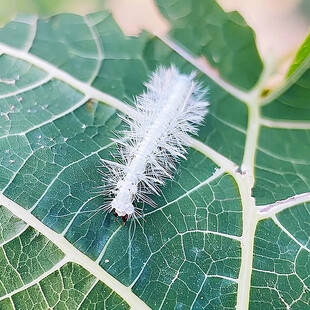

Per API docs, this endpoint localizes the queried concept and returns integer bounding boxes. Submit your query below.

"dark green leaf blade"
[155,0,263,89]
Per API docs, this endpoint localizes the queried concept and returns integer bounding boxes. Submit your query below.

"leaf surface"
[0,2,309,309]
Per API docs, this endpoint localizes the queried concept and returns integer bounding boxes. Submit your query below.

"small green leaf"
[287,32,310,78]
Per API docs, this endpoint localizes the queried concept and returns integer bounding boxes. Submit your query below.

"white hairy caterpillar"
[100,66,209,223]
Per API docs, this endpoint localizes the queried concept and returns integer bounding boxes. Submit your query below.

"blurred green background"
[0,0,308,69]
[0,0,106,25]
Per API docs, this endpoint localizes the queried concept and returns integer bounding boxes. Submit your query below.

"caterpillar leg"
[113,209,129,225]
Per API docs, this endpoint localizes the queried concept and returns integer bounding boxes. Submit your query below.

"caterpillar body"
[101,66,209,223]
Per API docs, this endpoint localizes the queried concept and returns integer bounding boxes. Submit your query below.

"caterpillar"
[100,66,209,223]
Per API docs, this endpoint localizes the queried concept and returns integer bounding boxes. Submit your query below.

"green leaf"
[156,0,263,90]
[0,2,309,309]
[287,32,310,78]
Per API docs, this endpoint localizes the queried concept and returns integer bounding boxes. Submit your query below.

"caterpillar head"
[111,191,135,224]
[111,203,134,224]
[110,179,137,223]
[112,202,135,217]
